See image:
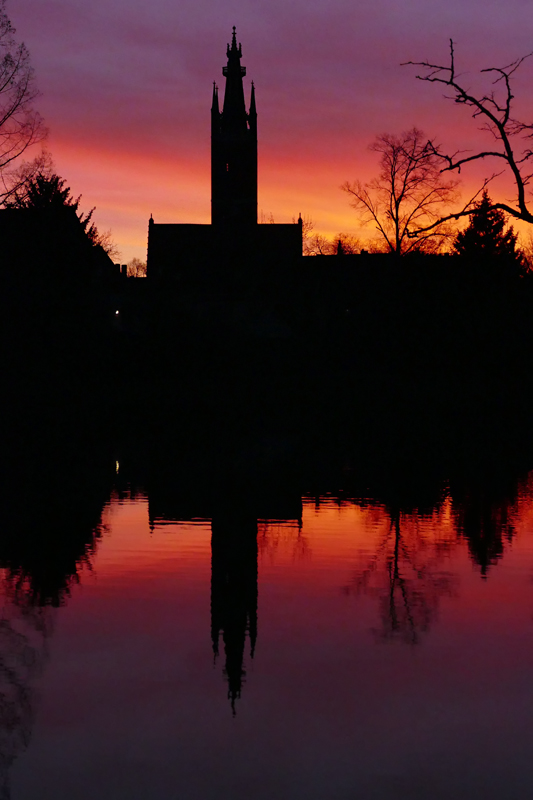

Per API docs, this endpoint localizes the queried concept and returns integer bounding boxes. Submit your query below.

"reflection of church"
[147,460,302,711]
[147,28,302,282]
[210,515,258,715]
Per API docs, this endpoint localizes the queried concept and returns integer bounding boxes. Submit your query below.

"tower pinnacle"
[249,81,256,115]
[227,26,241,59]
[211,28,257,226]
[211,82,219,114]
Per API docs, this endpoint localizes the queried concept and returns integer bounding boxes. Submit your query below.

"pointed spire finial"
[211,81,220,113]
[227,26,241,56]
[226,26,243,61]
[248,80,257,121]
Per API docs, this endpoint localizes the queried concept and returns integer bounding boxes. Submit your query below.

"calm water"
[5,474,533,799]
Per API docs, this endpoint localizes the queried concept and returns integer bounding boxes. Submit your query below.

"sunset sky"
[12,0,533,262]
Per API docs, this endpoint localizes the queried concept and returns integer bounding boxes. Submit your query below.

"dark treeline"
[1,265,532,717]
[3,187,533,626]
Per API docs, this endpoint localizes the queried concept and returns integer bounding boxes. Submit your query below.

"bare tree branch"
[403,41,533,228]
[0,1,46,204]
[343,128,459,254]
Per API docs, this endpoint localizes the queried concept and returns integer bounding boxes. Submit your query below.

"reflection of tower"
[211,26,257,227]
[210,514,258,714]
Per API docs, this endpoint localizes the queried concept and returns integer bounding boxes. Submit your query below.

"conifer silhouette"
[453,190,523,271]
[6,171,97,242]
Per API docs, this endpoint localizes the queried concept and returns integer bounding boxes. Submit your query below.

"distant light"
[116,461,120,473]
[115,310,119,315]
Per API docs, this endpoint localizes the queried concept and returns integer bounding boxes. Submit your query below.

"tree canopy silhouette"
[7,170,119,257]
[342,128,458,255]
[127,257,147,277]
[0,1,45,202]
[453,190,523,272]
[404,41,533,230]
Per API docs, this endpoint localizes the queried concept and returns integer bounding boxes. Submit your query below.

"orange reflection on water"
[7,476,533,800]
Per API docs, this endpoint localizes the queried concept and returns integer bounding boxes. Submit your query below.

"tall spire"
[248,81,257,137]
[249,81,256,115]
[222,26,247,121]
[211,82,219,114]
[211,28,257,227]
[228,25,239,57]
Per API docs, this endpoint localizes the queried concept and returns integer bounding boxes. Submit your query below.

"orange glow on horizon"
[49,128,533,264]
[10,0,533,262]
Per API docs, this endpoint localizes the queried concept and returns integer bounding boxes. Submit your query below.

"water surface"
[6,477,533,799]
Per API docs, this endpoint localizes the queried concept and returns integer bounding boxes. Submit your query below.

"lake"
[5,464,533,799]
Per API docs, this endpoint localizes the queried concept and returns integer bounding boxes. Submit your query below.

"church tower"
[147,28,301,281]
[211,28,257,227]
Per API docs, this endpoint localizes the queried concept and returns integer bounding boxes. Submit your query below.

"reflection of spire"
[210,514,258,714]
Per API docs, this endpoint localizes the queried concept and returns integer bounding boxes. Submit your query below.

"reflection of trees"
[0,491,107,607]
[211,515,258,714]
[451,475,520,577]
[257,520,308,563]
[0,454,112,795]
[345,500,457,644]
[0,575,56,799]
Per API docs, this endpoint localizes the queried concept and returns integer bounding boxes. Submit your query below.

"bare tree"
[519,230,533,272]
[3,148,51,204]
[344,507,457,645]
[0,1,46,202]
[297,215,362,256]
[95,229,120,261]
[293,214,331,256]
[305,232,334,256]
[403,41,533,230]
[331,232,361,255]
[342,128,459,255]
[127,257,147,277]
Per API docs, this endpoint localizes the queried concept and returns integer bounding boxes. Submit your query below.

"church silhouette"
[147,28,302,283]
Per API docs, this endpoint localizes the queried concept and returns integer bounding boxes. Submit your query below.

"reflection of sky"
[12,1,533,260]
[9,489,533,799]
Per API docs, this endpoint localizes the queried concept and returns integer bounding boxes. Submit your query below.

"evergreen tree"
[453,190,523,271]
[6,171,97,242]
[6,170,119,257]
